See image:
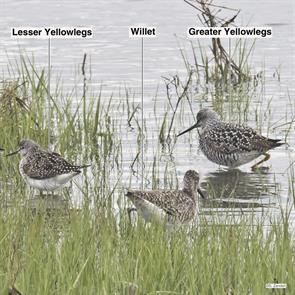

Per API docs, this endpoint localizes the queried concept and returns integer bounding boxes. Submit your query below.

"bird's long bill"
[197,187,206,199]
[6,149,20,157]
[177,122,199,137]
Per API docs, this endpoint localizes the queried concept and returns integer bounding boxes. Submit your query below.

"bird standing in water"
[126,170,205,224]
[7,139,91,192]
[178,108,283,170]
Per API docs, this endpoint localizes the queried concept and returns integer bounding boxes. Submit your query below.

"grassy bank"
[0,205,294,294]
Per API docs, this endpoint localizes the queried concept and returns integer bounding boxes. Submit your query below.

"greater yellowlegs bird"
[126,170,205,223]
[178,108,284,170]
[6,139,90,191]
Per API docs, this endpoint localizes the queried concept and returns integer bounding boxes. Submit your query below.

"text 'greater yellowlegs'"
[126,170,205,224]
[7,139,91,191]
[178,108,284,170]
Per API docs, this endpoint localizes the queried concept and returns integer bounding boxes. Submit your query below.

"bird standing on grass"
[126,170,205,224]
[177,108,284,170]
[6,139,91,192]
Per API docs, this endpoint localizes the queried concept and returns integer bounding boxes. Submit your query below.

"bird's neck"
[183,182,197,198]
[207,118,221,128]
[200,119,222,134]
[22,146,39,157]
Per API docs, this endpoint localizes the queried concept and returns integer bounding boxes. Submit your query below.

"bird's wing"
[204,124,259,154]
[129,196,168,221]
[127,190,182,216]
[23,150,80,179]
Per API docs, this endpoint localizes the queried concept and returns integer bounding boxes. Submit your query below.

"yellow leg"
[251,153,271,170]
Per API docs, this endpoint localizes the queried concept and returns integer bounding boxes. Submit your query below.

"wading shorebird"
[6,139,90,192]
[177,108,284,170]
[126,170,205,224]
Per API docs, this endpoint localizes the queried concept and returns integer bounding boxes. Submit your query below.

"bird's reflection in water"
[200,168,278,210]
[27,193,75,218]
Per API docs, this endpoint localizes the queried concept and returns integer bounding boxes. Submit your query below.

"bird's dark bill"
[197,188,206,199]
[177,122,199,137]
[6,149,20,157]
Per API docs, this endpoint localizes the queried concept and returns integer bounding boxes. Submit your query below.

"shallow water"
[1,0,294,225]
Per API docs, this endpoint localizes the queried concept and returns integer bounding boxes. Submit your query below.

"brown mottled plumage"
[178,109,284,169]
[126,170,205,223]
[7,139,90,191]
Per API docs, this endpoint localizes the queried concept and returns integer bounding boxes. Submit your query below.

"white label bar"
[187,27,272,38]
[11,27,93,39]
[129,26,157,38]
[265,283,287,289]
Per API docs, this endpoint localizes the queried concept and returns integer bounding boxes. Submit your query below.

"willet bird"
[178,108,284,170]
[126,170,205,224]
[6,139,90,192]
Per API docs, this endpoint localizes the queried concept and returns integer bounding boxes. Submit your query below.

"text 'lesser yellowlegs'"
[178,108,284,170]
[7,139,91,191]
[126,170,205,224]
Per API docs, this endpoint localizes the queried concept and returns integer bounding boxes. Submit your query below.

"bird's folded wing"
[23,151,79,179]
[127,190,179,216]
[205,125,258,154]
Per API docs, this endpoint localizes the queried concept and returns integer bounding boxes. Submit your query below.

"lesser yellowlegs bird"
[178,108,284,170]
[6,139,90,191]
[126,170,205,224]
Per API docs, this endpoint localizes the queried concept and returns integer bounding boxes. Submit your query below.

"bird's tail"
[126,190,134,197]
[268,138,285,148]
[126,190,139,201]
[79,164,92,169]
[74,164,92,173]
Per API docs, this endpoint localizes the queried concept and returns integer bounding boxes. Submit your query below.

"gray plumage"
[126,170,205,223]
[178,109,283,168]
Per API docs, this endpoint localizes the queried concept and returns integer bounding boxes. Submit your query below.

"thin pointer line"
[141,37,144,190]
[48,38,51,151]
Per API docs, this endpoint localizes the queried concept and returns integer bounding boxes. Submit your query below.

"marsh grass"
[0,52,294,295]
[161,38,292,152]
[0,205,294,294]
[160,1,283,139]
[165,37,260,126]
